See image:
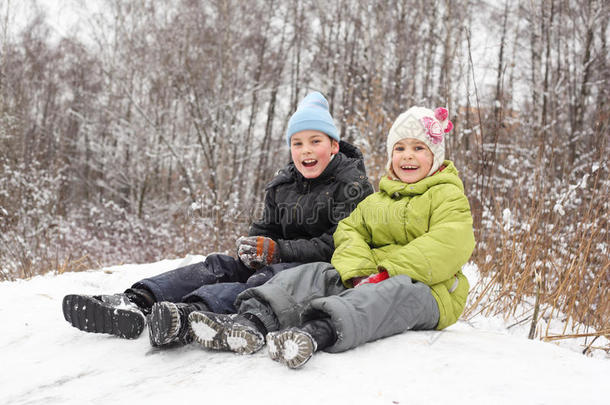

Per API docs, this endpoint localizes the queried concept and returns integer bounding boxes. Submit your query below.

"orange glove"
[236,236,280,269]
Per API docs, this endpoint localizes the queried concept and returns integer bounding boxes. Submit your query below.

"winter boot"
[266,328,316,369]
[124,288,155,315]
[266,319,336,369]
[62,293,148,339]
[148,301,208,347]
[188,311,265,355]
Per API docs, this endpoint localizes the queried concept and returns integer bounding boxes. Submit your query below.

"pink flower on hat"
[434,107,454,134]
[421,117,444,144]
[434,107,448,122]
[444,120,453,133]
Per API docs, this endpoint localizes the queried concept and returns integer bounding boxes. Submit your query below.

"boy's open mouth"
[401,165,418,171]
[302,159,318,168]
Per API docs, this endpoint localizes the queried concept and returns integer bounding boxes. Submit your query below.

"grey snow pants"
[235,262,439,353]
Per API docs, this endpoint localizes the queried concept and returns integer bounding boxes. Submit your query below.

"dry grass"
[464,161,609,354]
[54,254,97,275]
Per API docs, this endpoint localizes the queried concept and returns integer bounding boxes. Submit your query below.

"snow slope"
[1,256,608,405]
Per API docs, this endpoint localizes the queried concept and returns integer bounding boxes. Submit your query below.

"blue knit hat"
[285,92,340,145]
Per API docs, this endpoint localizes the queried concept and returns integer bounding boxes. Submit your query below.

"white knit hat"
[386,106,453,177]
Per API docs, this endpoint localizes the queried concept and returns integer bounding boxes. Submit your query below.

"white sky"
[2,0,99,42]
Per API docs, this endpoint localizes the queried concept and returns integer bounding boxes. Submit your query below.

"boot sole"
[266,329,315,369]
[189,312,264,354]
[148,302,181,347]
[62,294,145,339]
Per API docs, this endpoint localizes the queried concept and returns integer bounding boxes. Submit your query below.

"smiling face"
[391,138,434,183]
[290,130,340,179]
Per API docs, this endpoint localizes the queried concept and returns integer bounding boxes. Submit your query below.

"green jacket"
[331,160,475,330]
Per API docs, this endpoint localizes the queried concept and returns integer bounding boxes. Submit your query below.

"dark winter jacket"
[248,140,373,263]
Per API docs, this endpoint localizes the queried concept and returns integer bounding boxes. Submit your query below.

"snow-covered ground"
[1,256,608,405]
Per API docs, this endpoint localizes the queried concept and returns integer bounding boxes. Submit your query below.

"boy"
[62,92,374,348]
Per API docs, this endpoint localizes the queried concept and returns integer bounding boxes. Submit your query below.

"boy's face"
[391,138,434,184]
[290,130,340,179]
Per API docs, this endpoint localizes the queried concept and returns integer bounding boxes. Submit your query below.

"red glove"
[352,269,389,287]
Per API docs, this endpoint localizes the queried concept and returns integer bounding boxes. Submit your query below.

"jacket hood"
[337,140,364,160]
[379,160,464,197]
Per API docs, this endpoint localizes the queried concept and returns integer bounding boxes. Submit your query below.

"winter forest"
[0,0,608,351]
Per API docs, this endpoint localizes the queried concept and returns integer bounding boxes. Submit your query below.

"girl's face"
[391,138,434,183]
[290,130,339,179]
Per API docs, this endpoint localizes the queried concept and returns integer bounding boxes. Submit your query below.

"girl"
[189,106,475,369]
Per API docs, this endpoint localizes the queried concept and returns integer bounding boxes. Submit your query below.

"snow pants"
[236,262,440,353]
[131,253,301,314]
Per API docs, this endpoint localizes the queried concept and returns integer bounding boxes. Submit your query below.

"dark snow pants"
[131,253,301,314]
[236,262,440,353]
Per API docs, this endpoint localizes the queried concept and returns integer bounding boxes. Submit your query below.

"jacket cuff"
[277,239,293,262]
